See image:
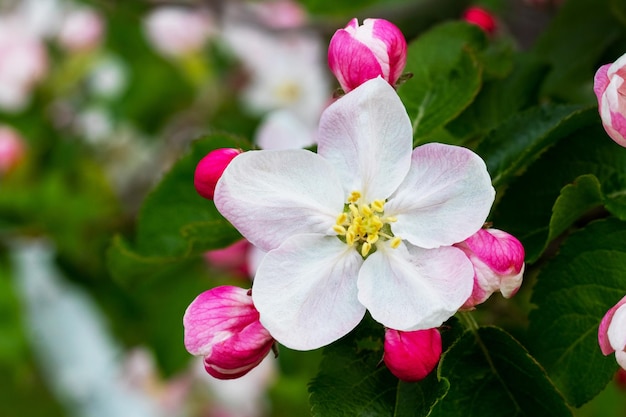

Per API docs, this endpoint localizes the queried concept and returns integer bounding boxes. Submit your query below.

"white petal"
[252,234,365,350]
[358,243,474,330]
[317,77,412,201]
[214,149,344,251]
[386,143,495,248]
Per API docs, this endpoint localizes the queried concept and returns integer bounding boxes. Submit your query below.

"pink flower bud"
[594,54,626,147]
[328,18,407,93]
[58,8,105,52]
[204,239,251,278]
[383,328,441,382]
[456,228,525,309]
[0,126,26,174]
[183,286,274,380]
[599,295,626,370]
[194,148,242,200]
[462,6,497,35]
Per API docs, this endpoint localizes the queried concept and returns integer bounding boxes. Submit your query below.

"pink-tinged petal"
[358,243,474,331]
[183,286,261,356]
[384,328,441,382]
[599,295,626,355]
[369,18,407,85]
[593,64,610,103]
[386,143,495,249]
[194,148,242,200]
[214,149,344,252]
[252,234,365,350]
[616,350,626,371]
[204,239,251,278]
[328,29,383,93]
[317,77,412,202]
[608,304,626,352]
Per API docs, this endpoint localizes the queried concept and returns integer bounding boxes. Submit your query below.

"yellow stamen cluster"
[333,191,402,257]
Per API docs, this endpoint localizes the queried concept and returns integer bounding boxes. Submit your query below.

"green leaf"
[430,326,572,417]
[477,104,596,189]
[308,318,449,417]
[106,133,248,284]
[491,123,626,262]
[527,218,626,407]
[398,22,485,142]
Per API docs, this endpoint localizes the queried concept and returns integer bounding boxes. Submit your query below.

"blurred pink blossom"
[57,7,105,52]
[0,125,26,174]
[143,6,215,58]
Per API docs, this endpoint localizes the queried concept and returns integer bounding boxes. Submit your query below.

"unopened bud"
[599,295,626,371]
[383,327,441,382]
[462,6,497,35]
[194,148,242,200]
[456,228,525,309]
[183,286,275,379]
[0,126,26,174]
[328,18,407,93]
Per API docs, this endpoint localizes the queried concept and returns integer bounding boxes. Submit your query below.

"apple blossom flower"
[183,286,275,380]
[462,6,497,35]
[143,6,215,58]
[594,53,626,147]
[456,228,525,309]
[328,18,407,93]
[0,125,26,174]
[57,7,105,52]
[195,148,243,200]
[214,77,495,350]
[383,328,442,382]
[599,295,626,370]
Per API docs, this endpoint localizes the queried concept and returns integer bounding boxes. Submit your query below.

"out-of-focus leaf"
[527,218,626,407]
[430,326,572,417]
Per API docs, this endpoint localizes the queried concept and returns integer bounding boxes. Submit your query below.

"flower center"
[275,81,301,104]
[333,191,401,257]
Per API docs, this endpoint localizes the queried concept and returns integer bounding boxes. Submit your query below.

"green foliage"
[431,326,572,417]
[527,218,626,407]
[107,133,248,285]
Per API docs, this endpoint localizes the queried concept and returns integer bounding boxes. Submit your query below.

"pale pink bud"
[204,239,251,278]
[0,126,26,174]
[58,8,105,53]
[462,6,497,35]
[194,148,242,200]
[383,328,442,382]
[456,228,525,309]
[328,18,407,93]
[143,6,215,58]
[594,53,626,147]
[250,0,307,30]
[599,295,626,370]
[183,286,274,380]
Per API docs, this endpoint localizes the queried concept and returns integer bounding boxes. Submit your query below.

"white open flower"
[214,77,495,350]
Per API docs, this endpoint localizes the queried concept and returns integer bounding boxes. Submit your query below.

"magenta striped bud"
[456,228,525,309]
[595,54,626,147]
[183,286,274,379]
[328,18,406,93]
